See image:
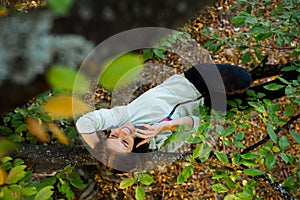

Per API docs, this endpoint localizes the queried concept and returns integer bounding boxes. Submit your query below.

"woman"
[76,63,252,153]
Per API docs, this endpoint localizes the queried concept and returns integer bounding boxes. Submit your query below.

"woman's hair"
[93,141,153,172]
[93,140,183,172]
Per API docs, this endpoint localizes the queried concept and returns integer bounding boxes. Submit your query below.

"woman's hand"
[134,116,194,148]
[135,122,167,147]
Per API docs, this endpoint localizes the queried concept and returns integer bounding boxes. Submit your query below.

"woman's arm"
[80,132,100,149]
[135,116,195,147]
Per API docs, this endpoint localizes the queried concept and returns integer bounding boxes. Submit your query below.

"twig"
[241,113,300,154]
[253,175,296,200]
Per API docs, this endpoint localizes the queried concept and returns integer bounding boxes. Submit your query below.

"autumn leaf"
[0,167,7,186]
[25,118,50,143]
[47,122,69,145]
[43,94,90,118]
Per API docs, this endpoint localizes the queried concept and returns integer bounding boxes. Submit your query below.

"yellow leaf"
[43,94,90,118]
[25,118,50,143]
[0,167,7,185]
[47,122,69,145]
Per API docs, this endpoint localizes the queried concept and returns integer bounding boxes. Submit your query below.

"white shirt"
[76,74,204,151]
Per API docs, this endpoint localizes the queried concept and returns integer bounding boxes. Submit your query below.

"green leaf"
[241,152,260,159]
[198,141,212,162]
[208,43,222,52]
[135,186,145,200]
[265,153,276,170]
[212,183,228,193]
[138,173,154,186]
[177,165,193,184]
[69,172,86,189]
[276,35,284,47]
[280,153,289,163]
[1,186,18,200]
[272,145,280,153]
[224,177,235,189]
[216,125,225,136]
[47,65,89,94]
[224,194,239,200]
[235,131,244,141]
[0,126,13,135]
[281,65,298,71]
[256,32,272,41]
[279,136,289,150]
[283,176,297,194]
[292,97,300,104]
[231,16,246,25]
[212,170,227,179]
[289,131,300,144]
[214,151,229,163]
[192,143,203,158]
[248,102,266,113]
[237,45,249,51]
[267,123,278,144]
[119,178,135,189]
[15,124,27,133]
[241,159,258,167]
[163,131,192,147]
[263,83,285,91]
[34,186,54,200]
[5,165,27,184]
[142,49,154,61]
[245,17,257,25]
[268,103,280,114]
[99,53,144,91]
[46,0,74,16]
[225,126,236,136]
[0,139,18,157]
[285,85,295,95]
[250,26,266,34]
[153,48,165,59]
[232,152,241,166]
[9,185,37,196]
[243,168,265,176]
[241,51,251,64]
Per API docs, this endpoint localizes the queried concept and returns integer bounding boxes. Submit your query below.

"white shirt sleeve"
[76,106,130,134]
[190,115,201,130]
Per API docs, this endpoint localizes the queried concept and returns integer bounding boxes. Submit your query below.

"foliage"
[143,30,191,60]
[119,172,154,200]
[203,0,300,65]
[0,157,86,200]
[0,90,80,145]
[170,62,300,198]
[46,0,74,16]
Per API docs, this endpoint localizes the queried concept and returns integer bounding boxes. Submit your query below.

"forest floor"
[89,0,300,199]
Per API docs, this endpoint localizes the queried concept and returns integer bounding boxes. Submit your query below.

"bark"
[10,144,98,173]
[250,61,299,81]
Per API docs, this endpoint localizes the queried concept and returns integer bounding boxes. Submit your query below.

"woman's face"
[106,123,136,152]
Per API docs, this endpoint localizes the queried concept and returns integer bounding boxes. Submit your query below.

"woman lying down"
[75,63,252,171]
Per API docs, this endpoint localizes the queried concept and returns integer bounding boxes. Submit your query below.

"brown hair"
[93,141,183,172]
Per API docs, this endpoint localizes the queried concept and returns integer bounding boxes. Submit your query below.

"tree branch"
[249,60,299,81]
[10,144,98,173]
[241,113,300,154]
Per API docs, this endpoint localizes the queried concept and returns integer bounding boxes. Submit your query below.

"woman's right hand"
[135,122,167,147]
